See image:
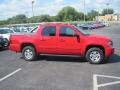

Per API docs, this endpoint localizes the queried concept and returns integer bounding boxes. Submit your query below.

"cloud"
[54,0,64,4]
[0,0,119,20]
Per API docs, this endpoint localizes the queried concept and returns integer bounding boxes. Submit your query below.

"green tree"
[51,16,58,22]
[28,14,52,23]
[7,14,27,24]
[40,15,52,22]
[87,10,99,21]
[0,20,7,25]
[102,8,114,15]
[57,6,79,21]
[76,12,84,21]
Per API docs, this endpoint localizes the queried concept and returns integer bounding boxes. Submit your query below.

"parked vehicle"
[92,22,105,29]
[12,27,29,33]
[79,23,93,30]
[29,27,38,33]
[26,27,35,32]
[0,36,8,49]
[0,28,14,42]
[78,22,106,30]
[9,23,114,64]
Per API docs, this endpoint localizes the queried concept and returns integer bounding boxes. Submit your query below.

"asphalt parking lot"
[0,25,120,90]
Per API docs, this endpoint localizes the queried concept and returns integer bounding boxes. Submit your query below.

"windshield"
[0,29,13,34]
[74,26,89,35]
[13,28,21,32]
[8,29,14,33]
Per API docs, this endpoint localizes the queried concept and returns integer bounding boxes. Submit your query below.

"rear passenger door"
[38,26,58,54]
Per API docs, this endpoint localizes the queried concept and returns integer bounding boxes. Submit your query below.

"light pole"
[83,0,86,22]
[32,1,35,17]
[97,8,100,21]
[106,3,110,15]
[25,11,29,23]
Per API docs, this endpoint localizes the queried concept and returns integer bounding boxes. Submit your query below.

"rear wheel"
[85,47,105,64]
[22,46,37,61]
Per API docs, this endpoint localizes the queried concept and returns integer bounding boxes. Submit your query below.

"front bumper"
[0,41,8,48]
[0,42,5,48]
[105,47,114,58]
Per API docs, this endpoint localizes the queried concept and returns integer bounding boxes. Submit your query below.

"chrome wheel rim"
[90,51,101,62]
[24,49,33,60]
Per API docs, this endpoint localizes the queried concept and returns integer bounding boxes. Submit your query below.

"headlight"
[3,38,8,42]
[108,41,113,47]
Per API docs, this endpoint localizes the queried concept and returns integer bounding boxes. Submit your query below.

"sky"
[0,0,120,20]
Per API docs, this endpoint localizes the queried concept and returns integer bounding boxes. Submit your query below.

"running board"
[40,54,82,57]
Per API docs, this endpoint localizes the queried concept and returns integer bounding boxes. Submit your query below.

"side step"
[40,54,82,57]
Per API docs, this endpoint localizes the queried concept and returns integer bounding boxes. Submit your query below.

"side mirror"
[74,34,80,42]
[74,34,80,38]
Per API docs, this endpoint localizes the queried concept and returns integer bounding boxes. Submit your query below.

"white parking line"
[0,68,21,82]
[93,74,98,90]
[93,74,120,90]
[98,81,120,87]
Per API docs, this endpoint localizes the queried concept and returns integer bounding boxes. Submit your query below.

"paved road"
[0,25,120,90]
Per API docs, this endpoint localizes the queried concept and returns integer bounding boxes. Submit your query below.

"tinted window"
[0,29,10,34]
[60,27,74,37]
[42,26,56,36]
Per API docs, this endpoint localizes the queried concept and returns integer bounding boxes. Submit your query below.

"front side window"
[42,26,56,36]
[60,27,75,37]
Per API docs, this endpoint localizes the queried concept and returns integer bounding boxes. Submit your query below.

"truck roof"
[39,23,73,26]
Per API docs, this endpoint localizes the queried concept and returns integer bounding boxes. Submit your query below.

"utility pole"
[25,11,29,23]
[106,3,110,15]
[83,0,86,22]
[97,8,99,21]
[32,1,35,17]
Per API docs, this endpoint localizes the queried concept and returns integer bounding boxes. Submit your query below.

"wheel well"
[21,43,35,52]
[85,45,105,55]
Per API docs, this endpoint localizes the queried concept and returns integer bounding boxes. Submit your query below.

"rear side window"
[60,27,75,37]
[42,26,56,36]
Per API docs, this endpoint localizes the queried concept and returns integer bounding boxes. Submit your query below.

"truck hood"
[88,34,111,41]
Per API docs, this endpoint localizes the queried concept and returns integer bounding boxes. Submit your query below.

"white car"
[0,28,14,41]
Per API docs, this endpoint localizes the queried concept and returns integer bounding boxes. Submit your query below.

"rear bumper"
[105,47,114,58]
[9,44,20,52]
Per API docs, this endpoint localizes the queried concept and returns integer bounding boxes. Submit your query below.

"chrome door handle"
[60,39,65,42]
[40,39,46,41]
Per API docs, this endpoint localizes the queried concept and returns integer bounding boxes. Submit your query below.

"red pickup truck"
[9,23,114,64]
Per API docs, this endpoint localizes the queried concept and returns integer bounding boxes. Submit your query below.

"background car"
[77,22,106,30]
[0,28,14,42]
[11,26,35,33]
[92,22,105,29]
[0,36,8,49]
[78,23,93,30]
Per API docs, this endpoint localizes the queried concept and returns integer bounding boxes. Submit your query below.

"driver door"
[58,26,81,55]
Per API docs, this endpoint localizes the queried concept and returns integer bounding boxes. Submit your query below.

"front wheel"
[22,46,37,61]
[85,48,105,64]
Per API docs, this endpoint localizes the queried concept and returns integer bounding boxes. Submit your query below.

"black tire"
[85,47,105,64]
[22,46,37,61]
